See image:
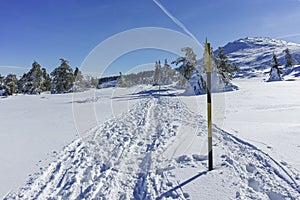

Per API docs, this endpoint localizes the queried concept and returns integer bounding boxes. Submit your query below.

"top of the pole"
[204,38,211,72]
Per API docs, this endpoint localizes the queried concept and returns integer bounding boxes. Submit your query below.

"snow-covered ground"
[1,76,300,199]
[180,78,300,172]
[0,93,77,198]
[219,78,300,172]
[0,86,144,198]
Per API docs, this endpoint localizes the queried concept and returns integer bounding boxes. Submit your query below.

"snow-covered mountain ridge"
[220,37,300,77]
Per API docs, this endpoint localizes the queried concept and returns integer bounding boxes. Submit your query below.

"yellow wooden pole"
[204,39,213,171]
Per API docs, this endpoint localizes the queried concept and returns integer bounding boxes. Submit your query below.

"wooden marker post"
[204,39,213,171]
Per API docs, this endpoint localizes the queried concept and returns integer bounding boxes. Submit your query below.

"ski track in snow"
[4,89,300,200]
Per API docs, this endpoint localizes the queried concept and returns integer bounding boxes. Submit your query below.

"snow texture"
[4,86,300,199]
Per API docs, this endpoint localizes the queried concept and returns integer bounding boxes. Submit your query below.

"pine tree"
[0,74,4,86]
[268,67,282,81]
[216,47,239,80]
[161,59,173,85]
[25,61,43,94]
[73,67,85,91]
[18,61,51,94]
[153,60,162,85]
[182,47,197,67]
[0,74,6,95]
[272,52,281,68]
[41,68,51,92]
[284,48,293,67]
[181,47,196,80]
[268,53,282,82]
[171,47,198,88]
[0,74,4,87]
[117,72,127,87]
[17,73,27,93]
[90,76,98,88]
[50,59,74,94]
[4,74,18,95]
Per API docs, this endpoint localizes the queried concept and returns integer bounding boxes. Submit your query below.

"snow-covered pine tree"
[41,68,51,92]
[50,59,74,94]
[17,61,51,94]
[89,76,98,88]
[0,74,6,95]
[284,48,293,68]
[17,73,27,93]
[215,47,239,81]
[153,60,162,85]
[4,74,18,95]
[0,74,4,86]
[268,53,283,82]
[172,47,206,94]
[73,67,85,92]
[0,74,4,88]
[84,75,99,88]
[117,72,127,87]
[27,61,43,94]
[161,59,173,85]
[172,48,196,88]
[268,67,283,82]
[180,47,196,80]
[272,52,281,68]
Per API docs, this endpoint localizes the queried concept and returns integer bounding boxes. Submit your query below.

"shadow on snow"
[156,171,207,200]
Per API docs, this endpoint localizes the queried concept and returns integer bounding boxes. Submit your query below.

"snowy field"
[0,86,144,198]
[180,78,300,172]
[1,77,300,199]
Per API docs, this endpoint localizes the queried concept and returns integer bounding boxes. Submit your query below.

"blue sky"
[1,0,300,76]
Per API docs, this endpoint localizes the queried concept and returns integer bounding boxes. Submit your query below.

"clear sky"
[1,0,300,76]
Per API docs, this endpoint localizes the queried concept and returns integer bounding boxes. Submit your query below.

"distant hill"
[219,37,300,78]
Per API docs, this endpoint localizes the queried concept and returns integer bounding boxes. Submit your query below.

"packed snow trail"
[5,88,300,199]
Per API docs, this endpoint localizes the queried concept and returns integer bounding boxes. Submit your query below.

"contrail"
[152,0,202,48]
[0,66,28,70]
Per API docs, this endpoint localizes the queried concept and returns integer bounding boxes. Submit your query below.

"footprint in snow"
[246,163,256,173]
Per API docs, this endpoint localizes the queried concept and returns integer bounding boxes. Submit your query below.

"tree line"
[117,46,239,94]
[1,46,239,96]
[0,59,97,96]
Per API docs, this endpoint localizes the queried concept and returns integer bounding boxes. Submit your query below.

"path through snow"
[5,88,300,199]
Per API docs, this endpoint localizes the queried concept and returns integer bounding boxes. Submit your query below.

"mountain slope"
[221,37,300,77]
